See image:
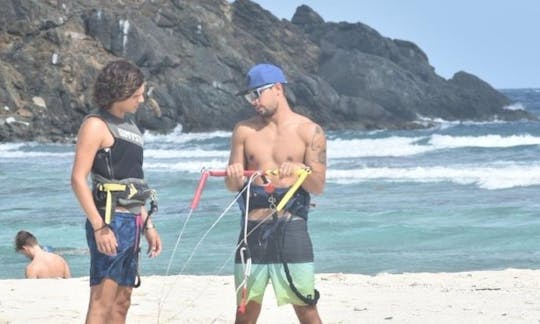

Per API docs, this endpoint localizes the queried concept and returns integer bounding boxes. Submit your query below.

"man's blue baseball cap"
[236,63,287,95]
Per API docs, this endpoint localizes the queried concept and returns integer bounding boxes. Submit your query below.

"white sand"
[0,269,539,323]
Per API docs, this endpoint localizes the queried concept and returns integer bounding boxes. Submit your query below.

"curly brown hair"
[93,60,145,109]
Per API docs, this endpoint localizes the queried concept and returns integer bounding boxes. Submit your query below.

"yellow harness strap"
[275,168,311,212]
[98,183,127,224]
[127,184,138,199]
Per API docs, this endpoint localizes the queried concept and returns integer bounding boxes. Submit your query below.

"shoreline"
[0,269,538,323]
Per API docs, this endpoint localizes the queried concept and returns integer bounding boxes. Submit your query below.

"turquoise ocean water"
[1,88,539,279]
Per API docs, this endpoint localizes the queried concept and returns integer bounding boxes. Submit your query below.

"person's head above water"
[14,230,38,253]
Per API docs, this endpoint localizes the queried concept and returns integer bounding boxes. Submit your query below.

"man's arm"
[302,124,327,194]
[225,123,247,192]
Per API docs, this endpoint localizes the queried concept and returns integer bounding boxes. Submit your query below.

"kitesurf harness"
[88,109,158,225]
[92,174,158,225]
[236,168,319,312]
[238,183,311,220]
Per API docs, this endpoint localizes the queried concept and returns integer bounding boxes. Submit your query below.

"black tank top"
[90,109,144,180]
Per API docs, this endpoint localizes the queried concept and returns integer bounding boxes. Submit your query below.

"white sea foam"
[0,151,73,158]
[0,143,73,158]
[329,134,540,159]
[145,148,228,159]
[0,143,25,151]
[503,103,526,111]
[327,164,540,190]
[329,137,430,158]
[429,134,540,148]
[415,115,462,129]
[416,115,507,128]
[144,127,231,144]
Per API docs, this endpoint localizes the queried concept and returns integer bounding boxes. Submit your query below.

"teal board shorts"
[234,262,315,306]
[234,216,316,306]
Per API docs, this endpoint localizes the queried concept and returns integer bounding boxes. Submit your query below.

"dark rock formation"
[0,0,533,142]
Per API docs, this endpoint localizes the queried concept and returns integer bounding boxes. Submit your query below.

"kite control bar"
[189,168,311,211]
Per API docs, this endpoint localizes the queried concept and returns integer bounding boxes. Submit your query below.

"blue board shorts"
[85,211,142,287]
[234,216,316,306]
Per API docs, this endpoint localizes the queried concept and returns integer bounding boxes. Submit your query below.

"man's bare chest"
[244,132,305,164]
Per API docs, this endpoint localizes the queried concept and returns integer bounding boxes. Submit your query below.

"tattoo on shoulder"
[310,125,323,151]
[310,125,326,165]
[318,149,327,164]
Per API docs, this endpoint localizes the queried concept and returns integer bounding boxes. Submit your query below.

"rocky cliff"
[0,0,532,142]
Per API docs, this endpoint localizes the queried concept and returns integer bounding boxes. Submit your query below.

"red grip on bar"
[207,170,257,177]
[190,171,210,210]
[189,170,258,211]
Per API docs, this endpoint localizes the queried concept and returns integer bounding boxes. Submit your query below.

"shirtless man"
[15,230,71,279]
[225,63,326,324]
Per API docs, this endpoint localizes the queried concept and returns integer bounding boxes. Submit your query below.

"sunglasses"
[244,83,275,103]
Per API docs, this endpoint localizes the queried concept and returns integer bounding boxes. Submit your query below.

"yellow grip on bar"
[275,168,311,212]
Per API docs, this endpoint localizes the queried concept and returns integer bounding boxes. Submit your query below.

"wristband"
[94,224,108,233]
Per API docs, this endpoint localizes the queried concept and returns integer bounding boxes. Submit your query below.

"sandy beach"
[0,269,539,323]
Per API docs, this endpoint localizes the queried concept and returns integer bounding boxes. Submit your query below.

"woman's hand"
[144,227,162,258]
[94,226,118,256]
